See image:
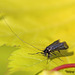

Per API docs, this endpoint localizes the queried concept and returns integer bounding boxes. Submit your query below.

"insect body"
[43,40,69,58]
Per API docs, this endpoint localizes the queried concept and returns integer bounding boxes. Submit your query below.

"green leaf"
[0,45,19,75]
[0,0,75,75]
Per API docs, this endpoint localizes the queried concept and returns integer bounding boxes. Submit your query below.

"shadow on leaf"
[49,50,74,60]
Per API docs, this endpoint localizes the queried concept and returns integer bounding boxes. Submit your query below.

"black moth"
[43,40,69,58]
[3,17,69,60]
[35,40,69,60]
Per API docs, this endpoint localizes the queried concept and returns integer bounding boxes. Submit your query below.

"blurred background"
[0,0,75,75]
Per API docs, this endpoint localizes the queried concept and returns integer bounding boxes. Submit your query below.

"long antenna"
[2,17,64,63]
[3,17,41,51]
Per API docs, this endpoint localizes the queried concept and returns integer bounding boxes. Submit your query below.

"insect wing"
[50,42,68,51]
[57,42,69,50]
[49,40,60,47]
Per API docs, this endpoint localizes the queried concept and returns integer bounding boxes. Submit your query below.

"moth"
[33,40,69,62]
[43,40,69,58]
[3,17,69,61]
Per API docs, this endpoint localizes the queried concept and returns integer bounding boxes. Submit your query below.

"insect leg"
[28,52,44,55]
[58,50,63,56]
[58,50,60,53]
[48,53,52,58]
[50,52,64,62]
[47,53,58,65]
[46,53,52,64]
